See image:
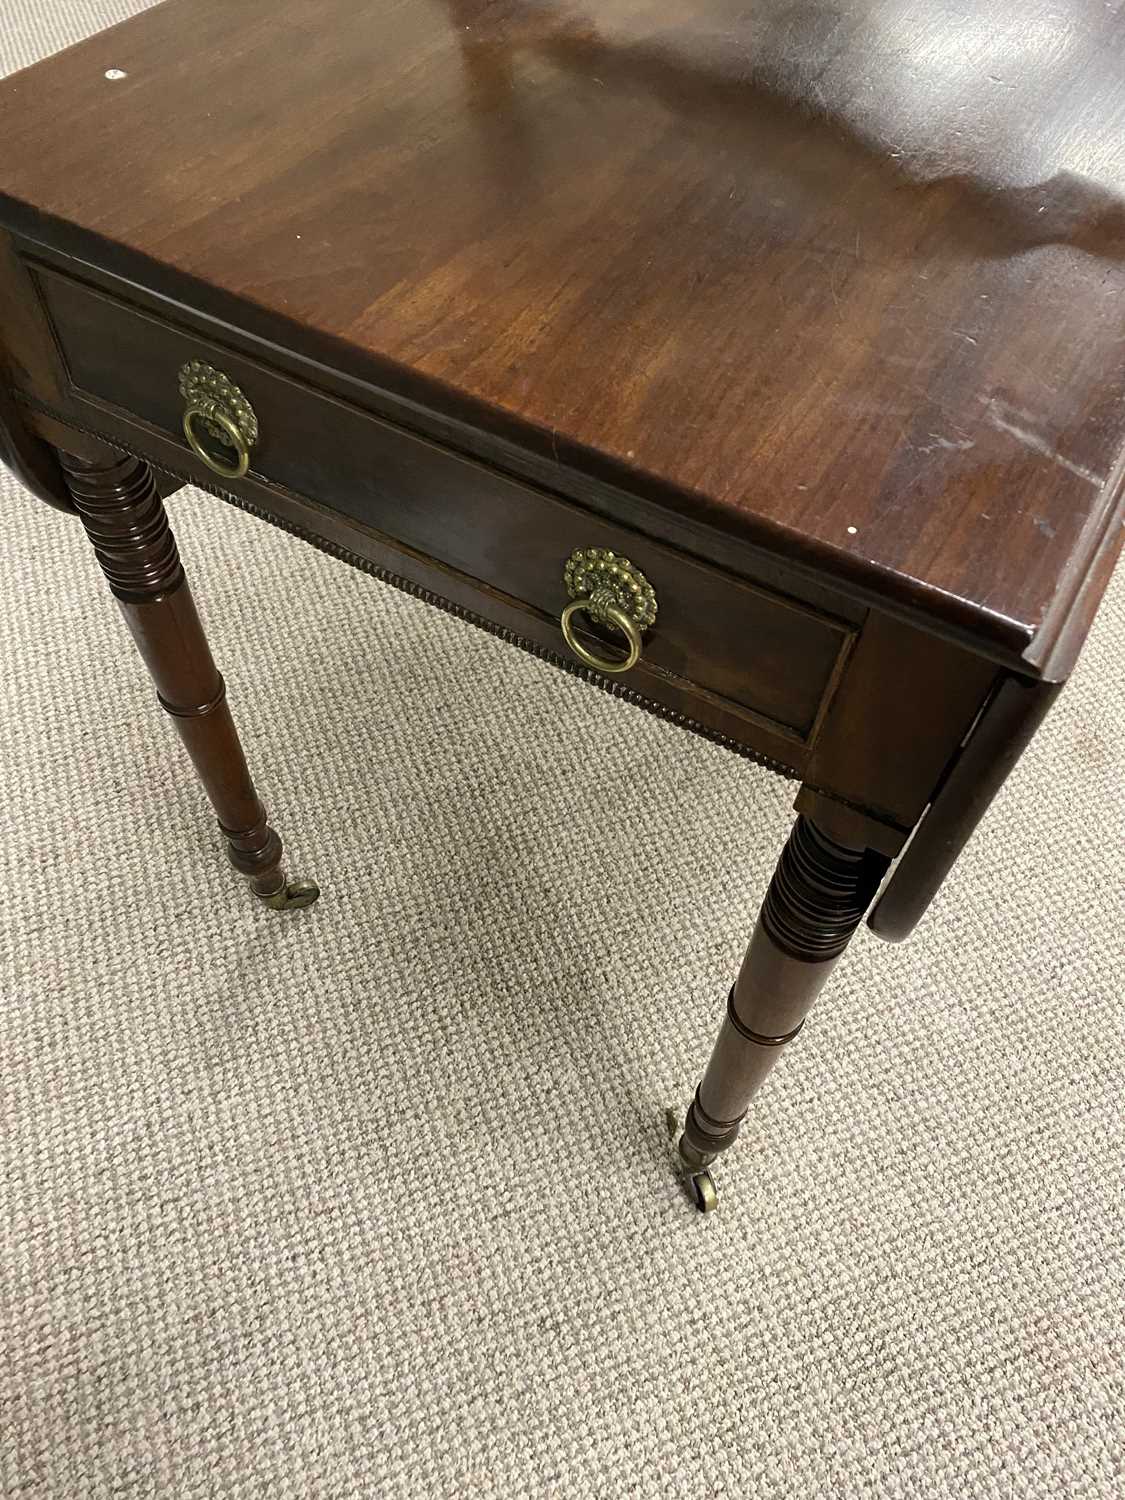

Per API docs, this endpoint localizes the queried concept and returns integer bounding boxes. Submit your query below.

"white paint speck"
[846,525,858,535]
[104,68,127,80]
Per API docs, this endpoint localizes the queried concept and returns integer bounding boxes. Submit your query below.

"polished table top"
[1,0,1123,668]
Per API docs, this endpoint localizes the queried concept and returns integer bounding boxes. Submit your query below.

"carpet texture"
[2,5,1124,1497]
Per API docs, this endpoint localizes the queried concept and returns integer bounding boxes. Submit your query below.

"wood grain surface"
[1,0,1123,667]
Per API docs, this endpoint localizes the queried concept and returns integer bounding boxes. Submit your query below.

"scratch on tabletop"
[983,398,1106,488]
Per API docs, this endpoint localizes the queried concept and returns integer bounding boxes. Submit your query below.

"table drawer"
[35,265,853,742]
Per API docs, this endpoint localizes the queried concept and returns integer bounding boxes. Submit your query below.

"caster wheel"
[258,878,321,911]
[689,1169,718,1214]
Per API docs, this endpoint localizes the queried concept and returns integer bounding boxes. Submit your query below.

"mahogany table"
[2,0,1122,1211]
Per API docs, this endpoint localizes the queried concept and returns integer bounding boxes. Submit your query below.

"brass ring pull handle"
[178,360,259,480]
[560,598,642,674]
[560,548,657,676]
[183,402,250,479]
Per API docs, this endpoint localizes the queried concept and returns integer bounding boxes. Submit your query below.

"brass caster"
[668,1112,718,1213]
[257,878,320,911]
[689,1169,718,1214]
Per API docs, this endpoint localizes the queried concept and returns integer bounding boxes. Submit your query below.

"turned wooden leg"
[679,815,889,1210]
[59,447,318,911]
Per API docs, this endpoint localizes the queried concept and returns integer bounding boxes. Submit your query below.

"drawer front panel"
[36,265,853,741]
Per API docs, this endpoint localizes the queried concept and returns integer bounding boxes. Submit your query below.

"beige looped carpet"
[2,5,1124,1496]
